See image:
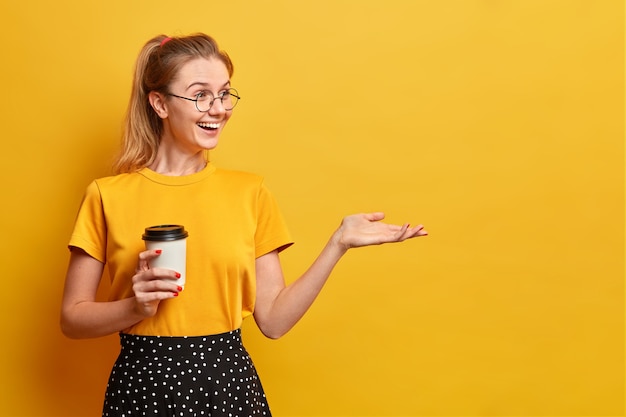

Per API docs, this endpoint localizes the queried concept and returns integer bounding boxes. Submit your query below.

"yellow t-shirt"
[69,163,293,336]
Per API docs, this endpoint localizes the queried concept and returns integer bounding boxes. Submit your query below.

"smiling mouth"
[197,122,220,130]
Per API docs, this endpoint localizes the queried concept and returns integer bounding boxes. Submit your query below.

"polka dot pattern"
[102,329,271,416]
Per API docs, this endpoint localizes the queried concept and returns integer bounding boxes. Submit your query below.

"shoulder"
[93,172,139,186]
[78,173,141,200]
[90,172,142,190]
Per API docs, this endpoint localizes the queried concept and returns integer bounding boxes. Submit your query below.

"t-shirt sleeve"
[68,180,107,263]
[255,181,294,257]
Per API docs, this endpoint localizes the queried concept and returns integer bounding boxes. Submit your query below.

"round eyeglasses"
[167,88,240,112]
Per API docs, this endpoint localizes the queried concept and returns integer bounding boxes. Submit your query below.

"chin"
[197,137,220,151]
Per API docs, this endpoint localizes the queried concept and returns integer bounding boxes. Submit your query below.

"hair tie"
[160,37,172,47]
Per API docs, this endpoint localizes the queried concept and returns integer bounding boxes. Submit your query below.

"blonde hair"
[113,34,234,174]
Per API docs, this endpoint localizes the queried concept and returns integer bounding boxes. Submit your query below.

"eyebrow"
[186,81,231,91]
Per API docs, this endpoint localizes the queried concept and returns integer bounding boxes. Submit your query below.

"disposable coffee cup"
[142,225,189,288]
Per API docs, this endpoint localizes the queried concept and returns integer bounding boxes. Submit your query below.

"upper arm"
[253,250,286,326]
[61,248,105,312]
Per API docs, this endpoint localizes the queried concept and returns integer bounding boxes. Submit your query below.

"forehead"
[173,57,230,90]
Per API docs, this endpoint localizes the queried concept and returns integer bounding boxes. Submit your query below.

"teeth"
[198,122,220,129]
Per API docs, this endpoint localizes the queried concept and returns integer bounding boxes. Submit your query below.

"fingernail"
[156,249,162,254]
[173,292,179,297]
[175,273,181,278]
[177,286,183,292]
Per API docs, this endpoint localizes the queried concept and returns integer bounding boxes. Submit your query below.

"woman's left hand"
[334,212,428,250]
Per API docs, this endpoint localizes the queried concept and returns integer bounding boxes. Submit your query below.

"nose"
[207,98,227,115]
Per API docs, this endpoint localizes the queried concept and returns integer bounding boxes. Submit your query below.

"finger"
[134,278,182,301]
[137,287,180,300]
[132,267,181,286]
[407,225,428,238]
[393,223,427,241]
[137,249,162,271]
[138,249,162,260]
[149,267,182,281]
[136,278,182,293]
[401,223,415,240]
[364,212,386,222]
[135,290,179,308]
[412,224,428,235]
[385,223,409,242]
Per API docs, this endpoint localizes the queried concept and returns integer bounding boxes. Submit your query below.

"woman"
[61,33,427,416]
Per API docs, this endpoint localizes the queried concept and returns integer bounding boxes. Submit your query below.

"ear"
[148,91,169,119]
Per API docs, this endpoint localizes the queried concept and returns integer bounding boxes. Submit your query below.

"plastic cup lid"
[142,224,189,241]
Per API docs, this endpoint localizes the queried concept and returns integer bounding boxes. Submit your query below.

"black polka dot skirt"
[102,329,272,416]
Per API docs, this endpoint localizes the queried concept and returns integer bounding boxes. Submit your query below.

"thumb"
[364,212,386,222]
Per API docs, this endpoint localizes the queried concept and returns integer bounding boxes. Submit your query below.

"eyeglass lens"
[197,89,239,111]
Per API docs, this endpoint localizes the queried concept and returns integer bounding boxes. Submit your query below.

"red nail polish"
[177,286,183,292]
[175,273,181,278]
[173,292,179,297]
[156,249,162,254]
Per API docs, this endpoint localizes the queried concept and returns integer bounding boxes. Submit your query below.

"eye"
[195,91,209,100]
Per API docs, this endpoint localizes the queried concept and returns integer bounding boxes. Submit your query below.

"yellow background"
[0,1,623,416]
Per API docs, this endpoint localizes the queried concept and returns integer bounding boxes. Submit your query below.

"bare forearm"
[61,297,145,339]
[254,213,427,339]
[257,234,347,338]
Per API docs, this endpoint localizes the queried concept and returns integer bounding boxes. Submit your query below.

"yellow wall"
[0,1,622,416]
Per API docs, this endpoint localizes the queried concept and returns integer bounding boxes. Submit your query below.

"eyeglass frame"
[165,88,241,112]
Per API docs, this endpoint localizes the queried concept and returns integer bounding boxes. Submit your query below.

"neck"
[149,153,208,176]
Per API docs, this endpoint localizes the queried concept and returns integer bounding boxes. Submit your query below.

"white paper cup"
[142,225,189,288]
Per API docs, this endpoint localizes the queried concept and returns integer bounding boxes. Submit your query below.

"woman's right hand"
[132,249,182,318]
